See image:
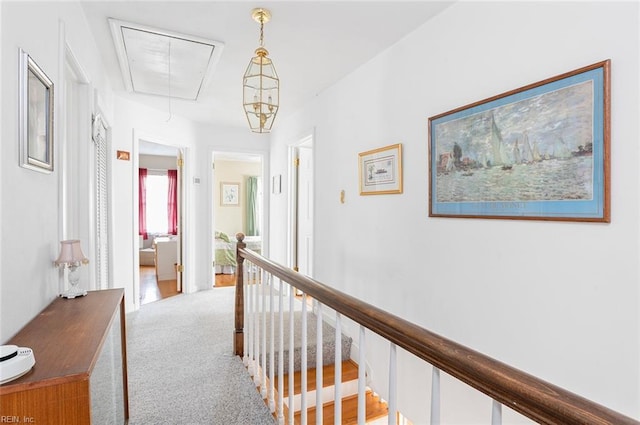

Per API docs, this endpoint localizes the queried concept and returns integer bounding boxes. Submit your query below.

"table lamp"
[54,239,89,298]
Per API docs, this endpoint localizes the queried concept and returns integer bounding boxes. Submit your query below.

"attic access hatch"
[109,19,224,100]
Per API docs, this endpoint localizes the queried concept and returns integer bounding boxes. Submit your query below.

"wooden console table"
[0,289,129,424]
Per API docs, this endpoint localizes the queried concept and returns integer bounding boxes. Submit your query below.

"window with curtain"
[139,169,178,235]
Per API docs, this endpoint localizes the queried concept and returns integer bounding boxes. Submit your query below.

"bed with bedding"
[214,231,262,274]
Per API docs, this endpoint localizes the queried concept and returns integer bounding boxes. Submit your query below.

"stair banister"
[288,286,296,425]
[234,233,639,425]
[233,235,246,356]
[316,302,324,425]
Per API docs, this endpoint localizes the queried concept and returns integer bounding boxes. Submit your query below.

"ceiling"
[81,1,453,131]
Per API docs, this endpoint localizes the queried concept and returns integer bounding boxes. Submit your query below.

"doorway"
[211,152,264,288]
[290,135,314,277]
[138,140,183,305]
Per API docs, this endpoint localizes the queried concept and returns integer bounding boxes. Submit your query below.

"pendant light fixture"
[243,8,279,133]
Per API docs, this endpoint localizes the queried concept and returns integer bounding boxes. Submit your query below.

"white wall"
[139,154,177,171]
[0,1,113,341]
[270,1,639,421]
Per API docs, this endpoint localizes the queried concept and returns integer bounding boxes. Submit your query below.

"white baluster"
[288,286,295,425]
[334,312,342,425]
[247,263,254,375]
[269,273,276,412]
[430,367,440,425]
[358,325,366,425]
[243,261,249,367]
[301,293,308,424]
[316,302,323,425]
[491,400,502,425]
[261,271,267,398]
[388,343,397,425]
[277,279,285,424]
[254,267,261,388]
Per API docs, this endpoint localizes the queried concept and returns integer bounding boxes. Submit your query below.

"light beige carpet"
[126,287,275,425]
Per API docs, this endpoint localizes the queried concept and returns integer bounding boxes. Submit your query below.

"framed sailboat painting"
[428,60,610,222]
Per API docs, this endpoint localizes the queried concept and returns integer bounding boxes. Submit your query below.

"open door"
[291,137,314,277]
[211,152,264,288]
[137,140,184,306]
[176,150,184,292]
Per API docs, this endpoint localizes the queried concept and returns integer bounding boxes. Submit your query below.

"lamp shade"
[54,240,89,266]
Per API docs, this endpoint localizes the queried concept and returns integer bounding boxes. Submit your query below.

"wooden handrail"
[233,234,638,425]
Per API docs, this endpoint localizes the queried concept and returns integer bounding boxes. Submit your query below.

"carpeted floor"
[126,287,276,425]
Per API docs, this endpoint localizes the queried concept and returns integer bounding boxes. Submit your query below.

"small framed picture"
[221,182,240,206]
[272,174,282,194]
[19,49,54,173]
[358,143,403,195]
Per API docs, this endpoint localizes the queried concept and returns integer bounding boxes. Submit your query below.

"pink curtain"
[139,168,148,239]
[168,169,178,235]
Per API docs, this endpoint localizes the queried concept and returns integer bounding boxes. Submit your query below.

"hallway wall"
[0,1,114,341]
[270,1,639,422]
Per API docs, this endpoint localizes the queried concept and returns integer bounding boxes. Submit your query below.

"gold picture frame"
[358,143,403,195]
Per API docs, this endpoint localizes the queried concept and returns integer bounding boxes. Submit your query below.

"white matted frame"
[358,143,403,195]
[19,48,54,173]
[221,182,240,206]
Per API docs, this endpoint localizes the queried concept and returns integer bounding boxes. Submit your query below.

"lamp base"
[60,287,88,299]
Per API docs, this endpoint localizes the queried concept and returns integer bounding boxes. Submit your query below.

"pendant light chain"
[259,14,264,47]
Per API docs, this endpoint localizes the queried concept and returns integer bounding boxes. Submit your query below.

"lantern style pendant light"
[243,8,279,133]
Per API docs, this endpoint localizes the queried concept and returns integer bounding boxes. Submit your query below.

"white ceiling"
[81,1,453,130]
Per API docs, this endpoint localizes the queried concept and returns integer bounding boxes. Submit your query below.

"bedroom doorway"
[212,152,264,287]
[290,135,314,278]
[138,141,183,305]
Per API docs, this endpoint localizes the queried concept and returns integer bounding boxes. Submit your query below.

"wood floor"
[139,266,180,305]
[215,273,236,287]
[140,269,235,305]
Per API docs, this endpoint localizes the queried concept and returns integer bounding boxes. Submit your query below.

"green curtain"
[246,176,259,236]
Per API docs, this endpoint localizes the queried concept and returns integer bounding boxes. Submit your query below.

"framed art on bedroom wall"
[428,60,610,222]
[221,182,240,206]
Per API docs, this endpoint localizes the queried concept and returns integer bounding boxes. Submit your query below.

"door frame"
[132,131,189,310]
[210,149,269,288]
[59,30,96,293]
[288,133,314,275]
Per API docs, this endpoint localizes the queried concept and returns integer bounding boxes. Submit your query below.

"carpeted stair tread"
[259,311,352,374]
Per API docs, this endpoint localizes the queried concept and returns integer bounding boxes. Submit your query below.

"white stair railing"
[357,325,366,425]
[334,312,342,425]
[316,302,324,425]
[430,367,440,425]
[269,273,276,412]
[233,233,639,425]
[261,271,267,398]
[277,278,285,424]
[288,285,295,425]
[492,399,502,425]
[388,342,397,425]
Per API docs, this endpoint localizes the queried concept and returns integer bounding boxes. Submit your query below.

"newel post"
[234,233,247,356]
